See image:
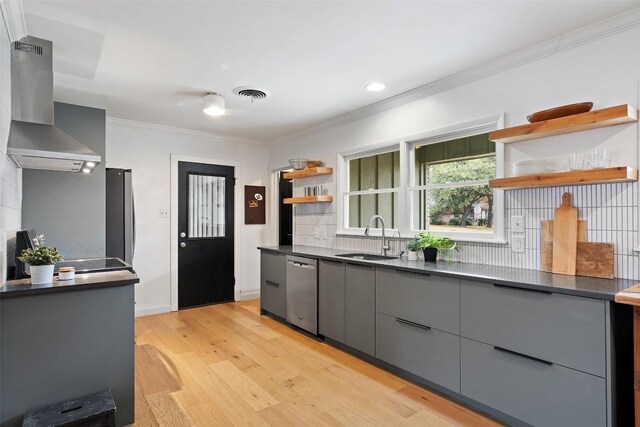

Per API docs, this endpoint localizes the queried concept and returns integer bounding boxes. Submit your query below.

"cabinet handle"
[395,317,431,331]
[493,283,551,295]
[347,262,373,268]
[322,259,344,265]
[265,280,280,287]
[493,346,553,366]
[395,269,430,277]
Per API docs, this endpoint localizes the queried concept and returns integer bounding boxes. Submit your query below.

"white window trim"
[337,114,505,243]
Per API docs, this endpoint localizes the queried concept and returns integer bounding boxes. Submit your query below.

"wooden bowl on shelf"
[527,102,593,123]
[305,160,323,168]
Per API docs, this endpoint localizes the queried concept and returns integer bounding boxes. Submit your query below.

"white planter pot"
[28,264,55,285]
[408,251,418,261]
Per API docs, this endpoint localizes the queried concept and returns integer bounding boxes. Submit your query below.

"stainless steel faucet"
[364,215,390,255]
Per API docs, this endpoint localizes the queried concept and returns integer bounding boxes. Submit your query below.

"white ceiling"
[22,1,640,142]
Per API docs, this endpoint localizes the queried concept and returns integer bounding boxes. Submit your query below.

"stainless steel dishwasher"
[285,255,318,334]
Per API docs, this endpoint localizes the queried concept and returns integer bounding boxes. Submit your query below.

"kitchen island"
[0,270,139,427]
[259,245,634,427]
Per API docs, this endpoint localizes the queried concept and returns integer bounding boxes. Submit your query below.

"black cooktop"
[55,257,133,274]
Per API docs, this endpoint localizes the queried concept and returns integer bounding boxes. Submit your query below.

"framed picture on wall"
[245,185,266,224]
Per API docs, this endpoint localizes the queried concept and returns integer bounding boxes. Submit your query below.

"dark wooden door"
[279,172,293,245]
[178,161,234,309]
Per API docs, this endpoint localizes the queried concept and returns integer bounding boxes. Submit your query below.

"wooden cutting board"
[541,220,614,279]
[541,241,614,279]
[552,193,578,275]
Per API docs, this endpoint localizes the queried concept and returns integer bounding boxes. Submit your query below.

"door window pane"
[189,174,225,238]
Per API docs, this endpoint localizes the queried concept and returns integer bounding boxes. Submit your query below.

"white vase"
[28,264,55,285]
[408,251,418,261]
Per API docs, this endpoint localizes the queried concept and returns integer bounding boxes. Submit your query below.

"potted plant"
[406,238,421,261]
[415,232,457,262]
[18,246,64,285]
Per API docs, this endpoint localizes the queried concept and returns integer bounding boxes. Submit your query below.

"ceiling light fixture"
[85,161,96,168]
[203,93,225,116]
[82,168,91,174]
[366,82,386,92]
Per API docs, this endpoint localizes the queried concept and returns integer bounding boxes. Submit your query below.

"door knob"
[180,232,186,238]
[180,242,186,248]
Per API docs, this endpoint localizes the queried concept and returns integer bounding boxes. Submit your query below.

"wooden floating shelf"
[283,167,333,179]
[283,195,334,204]
[489,104,638,144]
[489,166,637,189]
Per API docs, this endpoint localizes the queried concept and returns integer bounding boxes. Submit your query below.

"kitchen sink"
[335,253,399,261]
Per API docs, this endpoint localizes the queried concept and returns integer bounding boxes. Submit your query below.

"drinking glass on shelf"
[569,152,584,170]
[594,149,610,168]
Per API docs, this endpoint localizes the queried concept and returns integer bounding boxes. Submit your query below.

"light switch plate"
[512,235,525,253]
[511,215,525,233]
[159,208,169,218]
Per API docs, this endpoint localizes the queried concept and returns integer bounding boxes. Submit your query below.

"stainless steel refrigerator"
[106,168,135,264]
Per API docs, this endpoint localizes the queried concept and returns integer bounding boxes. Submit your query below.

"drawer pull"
[265,280,280,287]
[347,262,373,268]
[494,346,553,366]
[395,269,430,277]
[493,283,551,295]
[322,259,344,265]
[395,317,431,331]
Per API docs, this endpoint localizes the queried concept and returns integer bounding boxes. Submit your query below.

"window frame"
[337,114,505,243]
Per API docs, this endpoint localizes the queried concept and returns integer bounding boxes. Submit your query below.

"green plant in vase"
[414,232,458,262]
[18,246,64,285]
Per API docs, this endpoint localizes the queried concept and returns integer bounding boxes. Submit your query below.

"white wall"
[106,119,269,316]
[268,25,640,278]
[0,18,21,281]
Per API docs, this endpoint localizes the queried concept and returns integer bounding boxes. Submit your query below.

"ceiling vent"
[233,86,270,101]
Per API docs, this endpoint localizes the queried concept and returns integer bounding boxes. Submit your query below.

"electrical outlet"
[511,215,525,233]
[314,228,321,239]
[512,235,525,253]
[320,229,327,240]
[159,208,169,218]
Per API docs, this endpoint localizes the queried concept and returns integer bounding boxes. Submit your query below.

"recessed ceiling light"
[203,93,225,116]
[366,82,386,92]
[85,161,96,168]
[82,168,91,174]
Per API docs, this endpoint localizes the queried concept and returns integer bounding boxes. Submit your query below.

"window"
[345,150,400,229]
[410,133,496,234]
[337,116,503,241]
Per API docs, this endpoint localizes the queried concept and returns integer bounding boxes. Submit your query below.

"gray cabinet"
[376,268,460,335]
[376,313,460,392]
[461,338,606,427]
[345,263,376,356]
[260,251,286,318]
[319,259,346,343]
[461,280,606,377]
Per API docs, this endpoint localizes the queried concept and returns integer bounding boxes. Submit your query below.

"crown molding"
[0,0,26,42]
[106,117,267,147]
[273,7,640,145]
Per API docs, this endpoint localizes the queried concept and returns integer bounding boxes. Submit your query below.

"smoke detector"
[233,86,270,101]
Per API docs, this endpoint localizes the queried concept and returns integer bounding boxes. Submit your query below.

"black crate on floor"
[22,390,116,427]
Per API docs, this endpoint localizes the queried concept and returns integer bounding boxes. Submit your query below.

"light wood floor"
[134,300,500,426]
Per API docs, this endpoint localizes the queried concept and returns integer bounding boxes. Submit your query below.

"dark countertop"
[258,245,637,301]
[0,270,139,299]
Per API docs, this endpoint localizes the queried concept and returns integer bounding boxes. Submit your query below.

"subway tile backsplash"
[293,182,640,280]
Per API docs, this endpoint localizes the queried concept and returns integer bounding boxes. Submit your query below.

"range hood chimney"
[7,36,101,173]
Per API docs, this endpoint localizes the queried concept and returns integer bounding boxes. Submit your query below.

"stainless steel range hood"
[7,36,101,173]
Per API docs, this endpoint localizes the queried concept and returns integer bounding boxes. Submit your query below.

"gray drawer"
[260,252,286,317]
[461,280,606,377]
[376,312,460,392]
[319,259,346,343]
[461,338,606,427]
[376,268,460,335]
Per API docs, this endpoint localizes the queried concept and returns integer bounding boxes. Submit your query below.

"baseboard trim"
[135,305,171,317]
[235,289,260,301]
